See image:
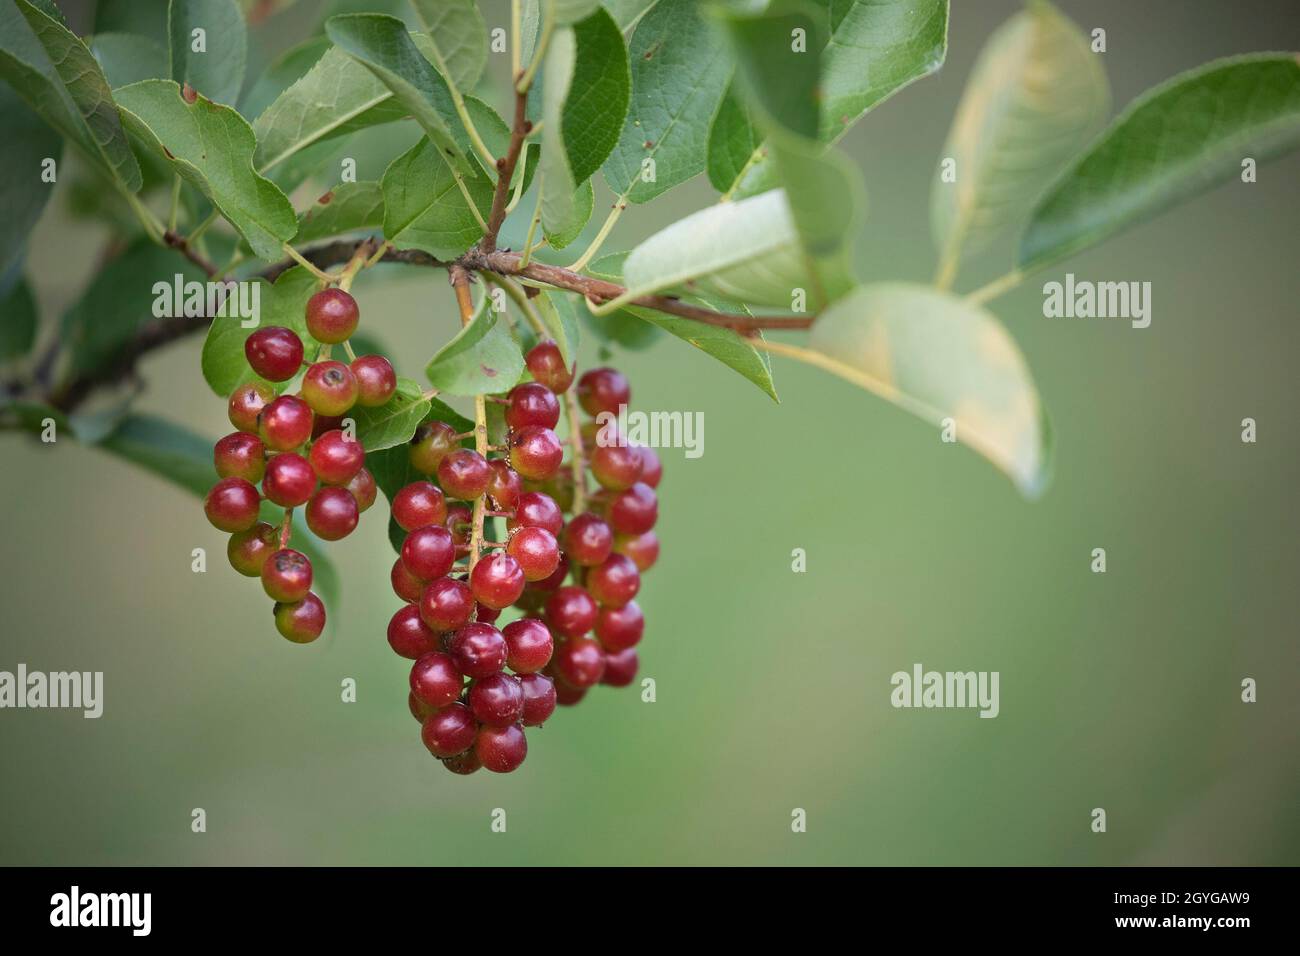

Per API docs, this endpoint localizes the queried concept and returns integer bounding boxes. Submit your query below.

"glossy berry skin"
[446,504,473,555]
[486,459,522,511]
[442,749,483,775]
[614,531,659,572]
[601,647,639,687]
[519,673,557,726]
[552,636,606,689]
[214,432,266,483]
[388,605,439,659]
[563,512,613,567]
[530,554,570,594]
[437,449,491,500]
[258,395,314,451]
[475,723,527,773]
[576,367,630,417]
[470,552,526,609]
[590,442,643,491]
[244,326,303,382]
[227,522,277,577]
[419,576,475,632]
[409,691,436,723]
[468,673,525,727]
[262,452,316,507]
[608,482,658,535]
[525,340,573,393]
[477,604,502,624]
[449,623,508,679]
[506,382,561,430]
[401,525,456,581]
[391,557,424,603]
[345,468,376,511]
[595,600,644,652]
[502,618,553,674]
[421,703,478,758]
[306,486,359,540]
[351,355,397,406]
[409,421,459,474]
[553,680,588,707]
[636,446,662,488]
[312,413,344,440]
[262,548,312,603]
[204,477,261,532]
[509,491,563,535]
[392,481,446,532]
[309,430,364,485]
[509,426,564,481]
[544,586,598,639]
[410,651,464,710]
[507,526,560,582]
[305,287,359,344]
[301,360,358,417]
[274,592,326,643]
[228,381,274,433]
[587,553,641,608]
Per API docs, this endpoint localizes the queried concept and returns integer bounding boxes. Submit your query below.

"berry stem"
[966,268,1025,307]
[562,387,588,514]
[450,265,491,573]
[278,508,294,549]
[281,244,335,282]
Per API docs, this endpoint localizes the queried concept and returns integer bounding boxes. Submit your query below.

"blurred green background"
[2,0,1297,865]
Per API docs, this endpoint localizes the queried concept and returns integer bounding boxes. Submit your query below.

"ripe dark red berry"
[563,512,613,567]
[309,429,364,485]
[587,553,640,607]
[502,618,553,673]
[468,672,524,727]
[595,600,644,652]
[262,548,312,602]
[422,703,478,758]
[531,553,570,592]
[306,287,359,344]
[258,394,314,451]
[614,531,659,571]
[518,673,557,725]
[446,503,473,555]
[262,452,316,507]
[214,432,266,483]
[544,585,598,638]
[509,426,564,481]
[506,382,561,429]
[228,381,274,433]
[552,636,606,689]
[409,421,459,474]
[437,448,491,500]
[487,459,522,511]
[346,467,376,511]
[228,521,277,577]
[449,623,508,679]
[601,647,638,687]
[204,477,261,532]
[590,442,643,491]
[635,446,662,488]
[409,691,436,723]
[476,604,502,624]
[507,526,560,582]
[305,486,359,540]
[509,491,563,535]
[475,723,527,773]
[576,367,630,417]
[470,552,526,609]
[351,354,397,406]
[608,481,658,535]
[401,525,456,581]
[553,680,587,707]
[391,557,424,602]
[312,413,344,440]
[419,576,475,631]
[410,651,464,709]
[525,340,573,393]
[274,592,325,643]
[244,326,304,382]
[388,605,439,659]
[392,481,447,531]
[442,749,483,775]
[301,360,358,416]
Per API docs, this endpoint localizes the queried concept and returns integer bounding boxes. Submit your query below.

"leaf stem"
[453,171,490,233]
[167,175,182,233]
[516,4,554,94]
[511,0,522,77]
[519,182,545,268]
[966,268,1025,307]
[569,201,625,272]
[282,243,335,282]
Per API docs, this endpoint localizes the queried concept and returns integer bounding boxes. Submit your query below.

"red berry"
[506,382,560,429]
[475,723,527,773]
[422,702,478,758]
[576,367,629,417]
[409,691,436,723]
[519,673,557,725]
[401,525,456,581]
[262,548,312,602]
[228,381,274,433]
[410,651,464,709]
[525,340,573,393]
[486,459,522,511]
[345,467,376,511]
[595,600,644,651]
[419,576,475,631]
[227,521,277,577]
[509,491,564,535]
[446,504,473,555]
[601,647,638,687]
[204,477,260,532]
[552,636,606,688]
[554,680,587,707]
[470,552,526,609]
[312,413,344,440]
[442,749,483,775]
[214,432,266,483]
[531,553,570,592]
[262,452,316,507]
[244,326,303,382]
[306,287,359,344]
[302,360,358,416]
[388,605,438,659]
[351,354,396,407]
[305,486,358,540]
[258,395,313,451]
[589,442,643,491]
[635,446,662,488]
[274,592,326,643]
[409,421,459,474]
[503,618,553,673]
[449,623,508,679]
[468,672,524,727]
[544,586,597,638]
[587,553,640,607]
[392,481,447,531]
[437,448,491,500]
[509,426,564,481]
[614,531,659,571]
[391,557,424,602]
[309,429,364,484]
[608,482,657,535]
[563,512,613,567]
[507,526,560,582]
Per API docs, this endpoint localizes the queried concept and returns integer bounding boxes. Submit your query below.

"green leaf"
[350,377,431,451]
[381,137,492,258]
[706,83,760,192]
[239,35,330,121]
[602,0,656,32]
[407,0,488,91]
[564,8,630,183]
[168,0,247,105]
[1020,53,1300,271]
[808,282,1049,497]
[932,0,1107,267]
[95,0,167,47]
[544,177,595,250]
[200,266,320,397]
[0,83,62,280]
[425,305,525,396]
[0,0,142,193]
[539,24,579,234]
[114,79,298,261]
[602,0,733,203]
[0,279,38,363]
[294,181,384,245]
[324,13,475,177]
[90,33,169,89]
[0,398,67,435]
[532,289,580,367]
[556,0,603,23]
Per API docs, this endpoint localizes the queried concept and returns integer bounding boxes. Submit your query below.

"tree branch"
[481,82,531,254]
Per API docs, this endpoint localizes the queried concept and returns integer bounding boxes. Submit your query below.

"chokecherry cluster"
[204,287,394,642]
[391,345,661,775]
